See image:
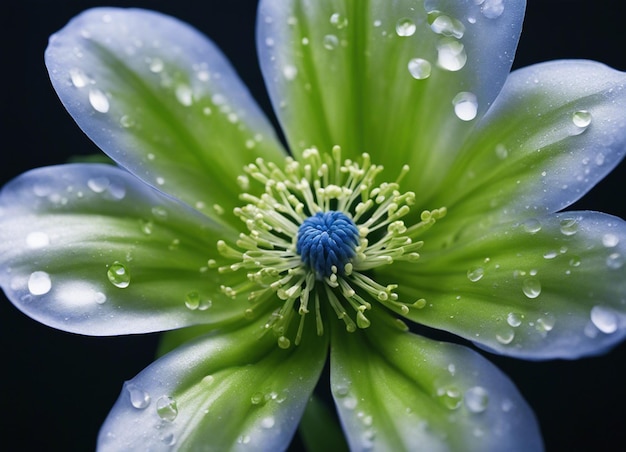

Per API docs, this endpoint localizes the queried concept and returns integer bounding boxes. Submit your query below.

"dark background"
[1,1,625,450]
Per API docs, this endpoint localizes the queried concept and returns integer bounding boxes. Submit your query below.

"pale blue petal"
[0,164,249,336]
[257,0,525,203]
[46,7,286,224]
[393,211,626,360]
[330,314,542,451]
[98,320,328,451]
[429,60,626,240]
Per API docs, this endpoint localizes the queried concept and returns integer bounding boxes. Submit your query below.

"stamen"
[217,145,446,347]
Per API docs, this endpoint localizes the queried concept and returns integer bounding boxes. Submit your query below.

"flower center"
[296,211,359,278]
[216,146,446,348]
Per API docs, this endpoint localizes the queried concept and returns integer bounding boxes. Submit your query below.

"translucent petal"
[392,211,626,360]
[98,319,328,451]
[257,0,525,203]
[0,164,251,335]
[430,60,626,240]
[45,7,286,224]
[330,313,542,451]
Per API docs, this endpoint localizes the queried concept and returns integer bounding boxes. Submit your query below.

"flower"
[2,1,625,451]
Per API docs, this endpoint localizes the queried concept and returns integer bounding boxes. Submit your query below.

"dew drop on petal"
[437,39,467,71]
[148,57,164,73]
[602,233,619,248]
[438,385,462,410]
[323,34,339,50]
[175,84,193,106]
[126,383,151,409]
[559,218,578,236]
[261,416,276,429]
[156,396,178,422]
[495,328,515,345]
[480,0,505,19]
[466,267,484,282]
[465,386,489,413]
[107,261,131,288]
[396,18,417,36]
[407,58,432,79]
[430,15,465,38]
[28,271,52,295]
[330,12,348,29]
[572,110,592,128]
[606,252,624,269]
[590,306,619,334]
[69,67,90,87]
[507,312,523,327]
[87,176,110,193]
[495,144,509,159]
[88,88,110,113]
[522,218,542,234]
[452,92,478,121]
[522,278,541,299]
[282,64,298,81]
[26,232,50,249]
[185,291,200,310]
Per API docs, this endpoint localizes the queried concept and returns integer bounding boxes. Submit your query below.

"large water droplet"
[536,314,556,333]
[430,15,465,38]
[572,110,592,129]
[480,0,505,19]
[185,291,200,310]
[602,233,620,248]
[522,278,541,299]
[467,267,484,282]
[407,58,432,80]
[396,18,417,37]
[126,383,151,409]
[26,232,50,249]
[559,218,578,236]
[507,312,523,327]
[156,396,178,422]
[107,261,131,288]
[28,271,52,295]
[590,306,619,334]
[89,88,110,113]
[522,218,542,234]
[438,385,462,410]
[261,416,276,429]
[453,92,478,121]
[330,12,348,29]
[464,386,489,413]
[437,39,467,71]
[87,176,110,193]
[69,67,90,87]
[495,328,515,345]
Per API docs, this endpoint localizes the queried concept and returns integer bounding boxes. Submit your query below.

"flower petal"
[330,313,542,451]
[257,0,525,200]
[394,211,626,360]
[0,164,250,335]
[98,320,328,451]
[45,7,286,223]
[430,60,626,239]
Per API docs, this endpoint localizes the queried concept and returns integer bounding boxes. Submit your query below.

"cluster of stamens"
[217,146,446,347]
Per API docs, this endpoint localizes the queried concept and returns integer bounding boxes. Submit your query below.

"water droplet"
[126,383,151,409]
[507,312,523,327]
[330,12,348,29]
[334,382,351,397]
[151,206,169,220]
[465,386,489,413]
[343,396,358,410]
[590,305,619,334]
[28,271,52,295]
[323,34,339,50]
[572,110,592,129]
[522,218,542,234]
[407,58,432,80]
[602,233,619,248]
[501,398,514,412]
[522,278,541,299]
[495,328,515,345]
[148,57,164,73]
[250,392,265,405]
[175,84,193,106]
[156,396,178,422]
[543,250,558,259]
[26,232,50,249]
[261,416,275,429]
[395,18,417,37]
[437,38,467,71]
[185,291,200,310]
[495,144,509,159]
[282,64,298,81]
[430,15,465,38]
[607,252,624,269]
[237,435,251,445]
[466,267,484,282]
[87,176,110,193]
[480,0,505,19]
[452,92,477,121]
[559,218,578,236]
[448,363,456,375]
[536,314,556,332]
[438,385,462,410]
[107,261,130,288]
[89,88,110,113]
[69,67,90,87]
[569,255,581,267]
[119,115,135,128]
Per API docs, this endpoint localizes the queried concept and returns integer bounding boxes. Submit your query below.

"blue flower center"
[296,211,360,278]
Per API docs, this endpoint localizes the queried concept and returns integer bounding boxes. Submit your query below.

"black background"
[2,1,625,451]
